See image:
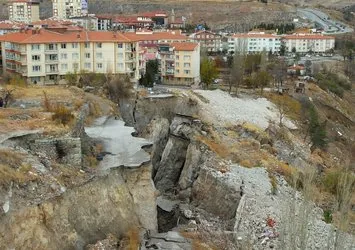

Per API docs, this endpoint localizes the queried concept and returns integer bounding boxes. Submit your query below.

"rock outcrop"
[0,165,157,250]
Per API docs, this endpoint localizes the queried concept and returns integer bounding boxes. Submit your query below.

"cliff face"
[0,165,157,249]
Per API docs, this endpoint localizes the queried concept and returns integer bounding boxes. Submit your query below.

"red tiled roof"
[282,34,335,40]
[232,33,279,39]
[0,29,135,43]
[0,29,188,43]
[138,11,167,18]
[170,42,198,51]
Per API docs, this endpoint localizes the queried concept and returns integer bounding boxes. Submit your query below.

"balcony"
[45,59,58,64]
[46,68,59,74]
[166,69,174,75]
[45,47,58,53]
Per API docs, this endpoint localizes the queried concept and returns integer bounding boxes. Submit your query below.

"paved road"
[297,8,354,34]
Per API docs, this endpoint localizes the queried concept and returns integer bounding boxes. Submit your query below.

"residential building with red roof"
[282,33,335,54]
[0,28,194,85]
[0,29,140,84]
[189,30,223,53]
[8,0,40,24]
[228,32,282,54]
[157,42,200,85]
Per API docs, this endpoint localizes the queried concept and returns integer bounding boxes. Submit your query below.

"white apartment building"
[52,0,88,19]
[157,42,200,85]
[0,29,140,84]
[228,32,281,54]
[282,34,335,54]
[8,0,40,23]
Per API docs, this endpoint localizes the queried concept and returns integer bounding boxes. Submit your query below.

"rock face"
[154,136,189,193]
[0,165,157,249]
[192,167,242,220]
[30,137,82,167]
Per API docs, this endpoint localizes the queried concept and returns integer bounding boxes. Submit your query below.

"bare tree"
[229,52,245,95]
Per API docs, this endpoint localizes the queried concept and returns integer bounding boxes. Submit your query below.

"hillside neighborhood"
[0,0,355,249]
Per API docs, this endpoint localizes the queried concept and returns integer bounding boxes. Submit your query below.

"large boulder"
[154,136,189,193]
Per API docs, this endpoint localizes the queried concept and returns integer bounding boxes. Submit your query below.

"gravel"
[194,90,296,130]
[226,164,355,249]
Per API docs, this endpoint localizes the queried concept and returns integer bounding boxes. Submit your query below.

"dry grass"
[0,148,25,168]
[0,164,38,187]
[52,164,84,187]
[195,135,229,158]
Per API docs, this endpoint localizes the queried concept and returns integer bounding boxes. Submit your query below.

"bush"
[105,75,133,101]
[315,71,351,98]
[52,104,74,125]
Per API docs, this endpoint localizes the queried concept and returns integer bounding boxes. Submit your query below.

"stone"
[154,136,189,193]
[183,209,193,219]
[191,167,241,220]
[178,143,202,191]
[157,196,179,212]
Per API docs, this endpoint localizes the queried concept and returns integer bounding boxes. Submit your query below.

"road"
[297,8,354,34]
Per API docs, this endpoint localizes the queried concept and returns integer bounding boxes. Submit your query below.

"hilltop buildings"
[8,0,40,23]
[52,0,88,19]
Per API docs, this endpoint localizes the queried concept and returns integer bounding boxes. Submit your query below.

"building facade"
[158,42,200,85]
[8,0,40,23]
[52,0,88,19]
[0,29,140,84]
[282,34,335,54]
[189,30,222,53]
[228,32,281,54]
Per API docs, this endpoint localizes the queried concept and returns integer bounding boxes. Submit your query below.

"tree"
[105,75,133,103]
[140,59,158,87]
[254,70,271,95]
[279,44,286,56]
[308,104,327,150]
[65,72,77,85]
[200,57,218,89]
[304,60,312,76]
[271,94,301,126]
[291,47,297,53]
[229,52,245,95]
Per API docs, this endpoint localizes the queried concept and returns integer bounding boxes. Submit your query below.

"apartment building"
[228,32,281,54]
[8,0,40,23]
[0,29,140,84]
[282,34,335,54]
[157,42,200,85]
[52,0,88,19]
[189,30,222,53]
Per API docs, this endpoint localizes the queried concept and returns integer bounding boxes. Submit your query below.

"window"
[176,69,180,74]
[84,62,91,69]
[84,42,90,48]
[97,63,103,69]
[117,43,123,48]
[31,44,40,50]
[48,44,56,50]
[32,55,40,61]
[61,53,67,60]
[72,53,79,60]
[117,53,123,58]
[61,63,68,71]
[85,53,90,59]
[183,55,191,60]
[176,55,179,60]
[61,43,67,49]
[72,43,78,48]
[73,63,79,71]
[184,63,190,68]
[96,43,102,48]
[117,63,124,69]
[184,70,190,74]
[32,65,41,72]
[96,52,103,59]
[176,62,179,67]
